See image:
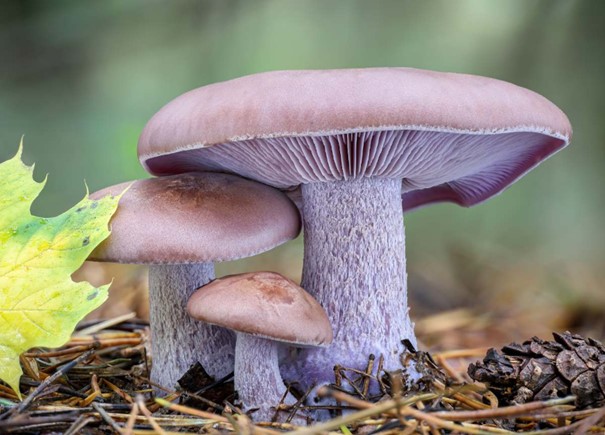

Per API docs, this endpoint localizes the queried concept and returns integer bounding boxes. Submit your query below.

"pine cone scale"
[556,349,589,382]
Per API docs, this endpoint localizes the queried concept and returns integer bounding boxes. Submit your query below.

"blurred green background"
[1,0,603,340]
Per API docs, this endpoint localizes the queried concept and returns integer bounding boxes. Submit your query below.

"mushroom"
[186,271,332,422]
[136,68,572,391]
[89,173,301,390]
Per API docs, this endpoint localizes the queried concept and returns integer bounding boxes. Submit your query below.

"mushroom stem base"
[235,335,298,422]
[149,263,235,390]
[292,177,417,393]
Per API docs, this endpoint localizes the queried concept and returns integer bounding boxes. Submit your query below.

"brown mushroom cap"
[89,173,301,264]
[187,272,333,346]
[138,68,571,210]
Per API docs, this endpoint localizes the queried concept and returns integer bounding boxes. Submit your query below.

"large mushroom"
[89,172,301,390]
[187,271,332,422]
[136,68,572,390]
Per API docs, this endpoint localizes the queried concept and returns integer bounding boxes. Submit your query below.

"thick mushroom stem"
[294,177,417,389]
[235,334,295,422]
[149,264,235,389]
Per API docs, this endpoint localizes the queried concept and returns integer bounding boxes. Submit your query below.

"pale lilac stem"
[293,177,417,391]
[149,263,235,390]
[235,334,297,422]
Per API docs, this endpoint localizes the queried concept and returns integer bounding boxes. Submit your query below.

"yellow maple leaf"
[0,141,120,397]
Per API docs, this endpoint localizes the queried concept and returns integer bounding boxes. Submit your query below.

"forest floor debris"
[1,311,605,434]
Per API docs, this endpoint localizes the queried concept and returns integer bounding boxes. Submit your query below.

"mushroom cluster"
[89,173,301,390]
[92,67,571,423]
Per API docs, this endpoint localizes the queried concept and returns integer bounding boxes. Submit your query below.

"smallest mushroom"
[187,272,332,423]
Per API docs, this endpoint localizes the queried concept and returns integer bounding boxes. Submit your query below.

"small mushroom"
[89,173,300,390]
[187,271,332,422]
[137,68,572,392]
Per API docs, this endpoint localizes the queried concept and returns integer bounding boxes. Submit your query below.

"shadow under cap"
[89,173,301,264]
[187,271,333,346]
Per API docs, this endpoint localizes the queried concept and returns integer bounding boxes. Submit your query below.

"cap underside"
[143,127,567,211]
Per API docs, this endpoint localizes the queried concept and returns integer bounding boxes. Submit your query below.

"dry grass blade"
[432,397,576,421]
[154,397,229,423]
[136,395,166,434]
[519,407,605,434]
[64,414,95,435]
[75,312,137,336]
[91,402,122,434]
[402,406,515,434]
[286,393,437,435]
[154,398,281,434]
[122,401,139,435]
